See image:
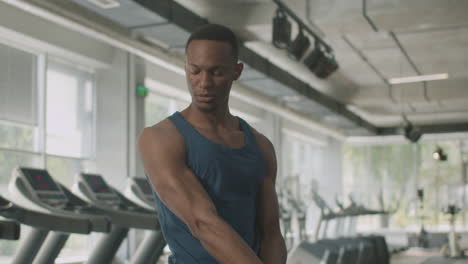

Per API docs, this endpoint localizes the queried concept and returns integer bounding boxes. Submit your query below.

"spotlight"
[304,42,339,79]
[287,27,310,60]
[272,9,292,49]
[304,41,324,71]
[404,123,422,143]
[314,52,339,79]
[433,147,448,161]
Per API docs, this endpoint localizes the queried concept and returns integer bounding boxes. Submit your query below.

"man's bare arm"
[255,133,287,264]
[138,120,262,264]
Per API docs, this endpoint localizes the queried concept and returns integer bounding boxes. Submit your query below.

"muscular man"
[138,24,287,264]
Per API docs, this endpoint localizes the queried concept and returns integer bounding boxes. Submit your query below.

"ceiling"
[65,0,468,136]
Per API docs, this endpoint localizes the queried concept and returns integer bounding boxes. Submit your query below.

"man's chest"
[194,126,246,149]
[186,143,265,200]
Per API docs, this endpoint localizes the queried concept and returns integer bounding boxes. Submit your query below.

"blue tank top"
[152,111,266,264]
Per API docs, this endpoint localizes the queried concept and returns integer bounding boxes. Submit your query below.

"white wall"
[95,50,130,189]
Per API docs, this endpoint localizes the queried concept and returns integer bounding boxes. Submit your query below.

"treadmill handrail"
[0,195,92,234]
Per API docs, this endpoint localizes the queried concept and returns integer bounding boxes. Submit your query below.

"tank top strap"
[237,117,256,147]
[168,111,196,141]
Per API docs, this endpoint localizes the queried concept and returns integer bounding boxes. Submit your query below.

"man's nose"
[200,71,214,88]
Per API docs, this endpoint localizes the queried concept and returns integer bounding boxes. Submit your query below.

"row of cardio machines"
[288,236,390,264]
[0,166,165,264]
[286,190,392,264]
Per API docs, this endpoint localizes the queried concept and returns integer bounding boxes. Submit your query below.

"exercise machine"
[124,177,166,263]
[0,219,20,240]
[7,167,111,264]
[72,173,160,264]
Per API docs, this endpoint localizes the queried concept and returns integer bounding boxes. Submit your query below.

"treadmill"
[0,219,20,240]
[124,177,166,263]
[124,177,156,211]
[0,194,97,264]
[7,167,111,264]
[72,173,160,264]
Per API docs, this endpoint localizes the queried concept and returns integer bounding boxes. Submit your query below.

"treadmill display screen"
[135,178,153,195]
[22,168,60,191]
[82,174,112,194]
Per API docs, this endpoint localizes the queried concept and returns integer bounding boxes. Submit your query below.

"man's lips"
[196,95,215,102]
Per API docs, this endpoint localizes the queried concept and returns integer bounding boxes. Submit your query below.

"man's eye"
[190,68,200,74]
[212,70,224,76]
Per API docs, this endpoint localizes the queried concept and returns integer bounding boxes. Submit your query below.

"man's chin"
[195,102,217,112]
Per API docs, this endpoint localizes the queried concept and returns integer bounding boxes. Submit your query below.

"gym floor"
[392,248,468,264]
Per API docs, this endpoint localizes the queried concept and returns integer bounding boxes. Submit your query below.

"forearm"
[195,216,263,264]
[259,233,287,264]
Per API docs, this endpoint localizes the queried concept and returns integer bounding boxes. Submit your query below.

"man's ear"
[234,62,244,80]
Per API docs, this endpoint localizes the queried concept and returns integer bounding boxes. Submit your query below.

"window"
[282,133,324,199]
[46,60,95,158]
[0,45,97,260]
[0,43,41,259]
[343,140,467,230]
[0,42,38,125]
[281,131,325,241]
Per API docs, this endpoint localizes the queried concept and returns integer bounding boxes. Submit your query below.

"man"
[138,24,287,264]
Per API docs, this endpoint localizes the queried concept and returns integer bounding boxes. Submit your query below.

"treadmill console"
[16,167,68,208]
[79,173,120,207]
[133,178,155,203]
[123,177,156,211]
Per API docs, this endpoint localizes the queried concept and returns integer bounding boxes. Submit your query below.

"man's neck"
[183,105,237,131]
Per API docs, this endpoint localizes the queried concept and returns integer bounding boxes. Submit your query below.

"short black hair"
[185,24,239,61]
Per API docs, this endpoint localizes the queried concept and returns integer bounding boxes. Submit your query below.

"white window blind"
[46,60,95,158]
[0,43,37,125]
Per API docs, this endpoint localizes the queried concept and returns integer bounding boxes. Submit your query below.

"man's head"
[185,24,239,62]
[185,24,243,113]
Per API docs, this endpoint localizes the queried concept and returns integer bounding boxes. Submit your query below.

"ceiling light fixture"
[304,41,339,79]
[401,115,422,143]
[433,147,448,161]
[404,123,422,143]
[314,52,339,79]
[287,27,310,60]
[389,73,449,85]
[304,42,324,71]
[272,8,291,49]
[272,0,338,78]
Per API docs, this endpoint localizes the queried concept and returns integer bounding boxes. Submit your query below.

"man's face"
[185,39,243,112]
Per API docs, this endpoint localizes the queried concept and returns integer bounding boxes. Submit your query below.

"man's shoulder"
[249,126,274,152]
[139,118,183,149]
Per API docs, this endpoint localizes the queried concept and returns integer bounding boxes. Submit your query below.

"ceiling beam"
[134,0,379,134]
[378,122,468,135]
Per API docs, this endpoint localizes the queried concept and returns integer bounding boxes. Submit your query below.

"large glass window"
[282,133,324,199]
[0,121,36,152]
[281,131,325,244]
[343,139,468,231]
